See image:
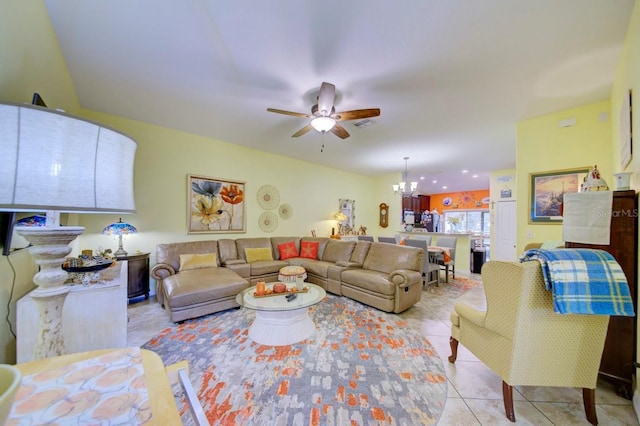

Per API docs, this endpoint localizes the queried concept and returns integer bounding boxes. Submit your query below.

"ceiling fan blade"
[292,124,314,138]
[331,123,350,139]
[334,108,381,121]
[316,82,336,116]
[267,108,311,118]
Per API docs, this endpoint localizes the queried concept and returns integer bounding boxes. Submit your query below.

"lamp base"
[113,234,128,257]
[15,225,84,359]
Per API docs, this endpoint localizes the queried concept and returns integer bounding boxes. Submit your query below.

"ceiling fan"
[267,82,380,139]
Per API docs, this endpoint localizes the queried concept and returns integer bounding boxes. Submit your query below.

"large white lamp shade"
[0,102,137,360]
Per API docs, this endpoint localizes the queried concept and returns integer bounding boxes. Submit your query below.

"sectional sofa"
[151,236,424,322]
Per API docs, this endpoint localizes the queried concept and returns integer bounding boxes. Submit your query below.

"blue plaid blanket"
[520,249,635,316]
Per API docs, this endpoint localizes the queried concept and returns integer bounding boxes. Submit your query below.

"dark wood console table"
[117,252,150,302]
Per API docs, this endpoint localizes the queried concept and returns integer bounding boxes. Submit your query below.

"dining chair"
[434,236,456,282]
[377,236,397,244]
[402,239,440,286]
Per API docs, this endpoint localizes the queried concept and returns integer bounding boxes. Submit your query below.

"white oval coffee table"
[236,283,326,346]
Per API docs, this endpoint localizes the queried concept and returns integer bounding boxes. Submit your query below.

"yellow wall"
[74,109,380,257]
[0,0,391,364]
[610,0,640,398]
[516,100,613,251]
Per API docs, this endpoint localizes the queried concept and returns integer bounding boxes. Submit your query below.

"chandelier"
[393,156,418,197]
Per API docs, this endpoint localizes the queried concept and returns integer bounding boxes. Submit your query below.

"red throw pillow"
[278,241,299,260]
[300,241,319,259]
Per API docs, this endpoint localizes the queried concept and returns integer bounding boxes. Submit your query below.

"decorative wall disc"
[279,203,293,220]
[256,185,280,210]
[258,211,278,233]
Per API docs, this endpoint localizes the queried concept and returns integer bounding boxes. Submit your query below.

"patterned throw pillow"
[245,247,274,263]
[300,241,319,259]
[179,253,217,271]
[278,241,299,260]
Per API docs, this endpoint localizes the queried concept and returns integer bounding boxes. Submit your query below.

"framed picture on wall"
[187,174,246,234]
[529,167,589,224]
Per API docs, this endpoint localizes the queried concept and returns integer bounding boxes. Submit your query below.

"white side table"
[17,261,128,363]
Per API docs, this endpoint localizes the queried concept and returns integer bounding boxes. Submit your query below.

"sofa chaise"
[151,237,424,322]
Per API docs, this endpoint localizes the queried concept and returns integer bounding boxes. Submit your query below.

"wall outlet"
[526,231,533,239]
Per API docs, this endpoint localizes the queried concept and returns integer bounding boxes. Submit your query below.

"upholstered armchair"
[448,260,609,425]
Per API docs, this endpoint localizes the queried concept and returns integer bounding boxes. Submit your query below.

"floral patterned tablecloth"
[8,347,152,425]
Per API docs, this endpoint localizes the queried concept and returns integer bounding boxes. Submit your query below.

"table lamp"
[102,218,138,257]
[0,102,137,360]
[333,211,348,235]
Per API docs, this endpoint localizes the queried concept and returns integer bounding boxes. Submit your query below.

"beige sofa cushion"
[362,243,423,274]
[164,268,248,309]
[322,240,356,262]
[341,269,396,296]
[156,240,220,272]
[235,238,272,261]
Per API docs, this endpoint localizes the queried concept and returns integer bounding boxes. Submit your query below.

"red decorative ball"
[273,283,287,293]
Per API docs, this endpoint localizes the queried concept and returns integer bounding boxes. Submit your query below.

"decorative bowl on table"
[62,258,114,273]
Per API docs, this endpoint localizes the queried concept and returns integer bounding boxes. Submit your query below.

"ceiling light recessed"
[432,180,437,183]
[472,174,478,178]
[442,186,448,189]
[462,170,468,174]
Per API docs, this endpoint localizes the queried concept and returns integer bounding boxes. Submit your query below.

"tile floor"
[126,276,639,425]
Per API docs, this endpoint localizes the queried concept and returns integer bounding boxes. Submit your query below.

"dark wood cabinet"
[116,252,150,302]
[565,190,638,399]
[420,195,430,211]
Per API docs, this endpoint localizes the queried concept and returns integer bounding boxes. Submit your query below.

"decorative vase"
[614,172,633,191]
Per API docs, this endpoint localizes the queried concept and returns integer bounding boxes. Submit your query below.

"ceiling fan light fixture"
[311,116,336,133]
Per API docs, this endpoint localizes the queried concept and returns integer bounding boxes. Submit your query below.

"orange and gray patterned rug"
[143,294,449,425]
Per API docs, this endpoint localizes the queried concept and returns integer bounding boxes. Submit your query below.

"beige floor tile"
[516,385,583,404]
[533,401,639,425]
[465,398,553,425]
[438,398,481,425]
[445,360,524,401]
[446,379,462,398]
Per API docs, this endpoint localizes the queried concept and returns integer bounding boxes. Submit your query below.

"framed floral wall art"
[187,174,246,234]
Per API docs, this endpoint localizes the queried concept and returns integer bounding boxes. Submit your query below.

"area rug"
[142,294,448,425]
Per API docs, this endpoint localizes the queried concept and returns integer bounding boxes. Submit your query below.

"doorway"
[494,201,517,261]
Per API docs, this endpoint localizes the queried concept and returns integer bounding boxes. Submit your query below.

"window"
[443,210,490,235]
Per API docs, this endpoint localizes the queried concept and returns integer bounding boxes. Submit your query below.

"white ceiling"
[43,0,635,194]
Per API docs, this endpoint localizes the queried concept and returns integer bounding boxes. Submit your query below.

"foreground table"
[12,348,181,425]
[236,283,326,346]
